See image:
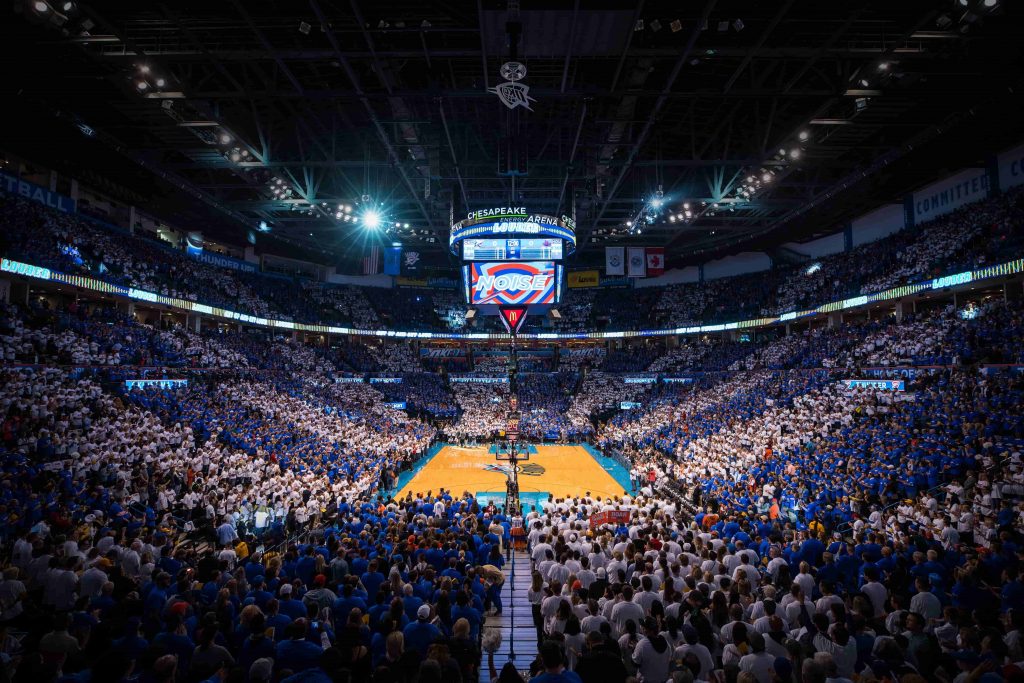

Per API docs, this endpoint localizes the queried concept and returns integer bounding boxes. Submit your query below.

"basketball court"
[392,444,631,508]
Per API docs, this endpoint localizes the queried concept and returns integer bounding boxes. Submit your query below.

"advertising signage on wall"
[0,171,77,214]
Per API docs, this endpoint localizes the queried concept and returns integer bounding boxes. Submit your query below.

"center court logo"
[484,463,546,477]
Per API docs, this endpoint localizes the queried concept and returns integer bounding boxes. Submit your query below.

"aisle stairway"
[481,549,537,681]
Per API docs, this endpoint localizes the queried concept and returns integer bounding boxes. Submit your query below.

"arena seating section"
[1,186,1024,683]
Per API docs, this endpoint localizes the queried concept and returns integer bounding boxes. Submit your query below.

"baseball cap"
[596,568,607,578]
[280,584,293,595]
[417,604,431,620]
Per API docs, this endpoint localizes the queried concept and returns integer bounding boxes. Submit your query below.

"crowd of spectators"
[2,175,1024,683]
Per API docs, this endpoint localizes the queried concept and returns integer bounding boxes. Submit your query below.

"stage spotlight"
[983,0,998,6]
[229,150,241,162]
[403,223,410,228]
[683,202,690,210]
[219,133,232,145]
[61,1,73,10]
[762,172,772,182]
[155,78,165,87]
[789,148,801,159]
[32,0,49,10]
[798,130,809,141]
[138,64,150,74]
[651,198,663,208]
[858,78,869,87]
[362,210,381,229]
[669,215,676,222]
[136,81,148,90]
[877,62,890,71]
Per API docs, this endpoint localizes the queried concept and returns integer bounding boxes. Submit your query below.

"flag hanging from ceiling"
[627,247,647,277]
[605,247,625,276]
[383,246,401,276]
[645,247,665,277]
[402,250,422,274]
[362,246,381,275]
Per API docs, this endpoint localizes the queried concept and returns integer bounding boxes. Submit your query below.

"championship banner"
[590,510,631,529]
[627,247,647,278]
[605,247,625,276]
[567,270,600,288]
[645,247,665,277]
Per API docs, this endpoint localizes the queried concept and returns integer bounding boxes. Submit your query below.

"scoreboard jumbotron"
[451,207,575,309]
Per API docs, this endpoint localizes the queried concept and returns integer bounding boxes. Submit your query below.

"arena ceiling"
[3,0,1024,268]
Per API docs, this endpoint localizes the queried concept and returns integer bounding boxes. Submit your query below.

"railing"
[3,254,1022,340]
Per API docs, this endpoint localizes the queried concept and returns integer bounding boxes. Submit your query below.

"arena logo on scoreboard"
[449,208,576,254]
[469,262,556,306]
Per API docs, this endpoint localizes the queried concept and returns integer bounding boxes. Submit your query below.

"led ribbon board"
[449,207,576,254]
[469,261,557,305]
[844,379,905,391]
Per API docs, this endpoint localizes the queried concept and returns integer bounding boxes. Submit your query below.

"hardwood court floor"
[394,444,629,503]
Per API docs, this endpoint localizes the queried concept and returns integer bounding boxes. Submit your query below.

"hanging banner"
[402,250,422,273]
[627,247,647,278]
[645,247,665,277]
[567,270,600,288]
[605,247,625,276]
[384,247,402,276]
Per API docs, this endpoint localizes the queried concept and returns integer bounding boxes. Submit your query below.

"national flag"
[645,247,665,277]
[362,246,381,275]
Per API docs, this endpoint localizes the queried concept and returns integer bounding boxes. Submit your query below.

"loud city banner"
[465,261,557,306]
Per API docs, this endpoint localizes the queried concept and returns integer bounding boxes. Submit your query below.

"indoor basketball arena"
[1,2,1024,682]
